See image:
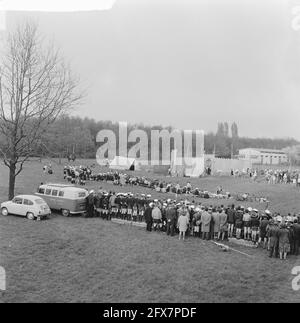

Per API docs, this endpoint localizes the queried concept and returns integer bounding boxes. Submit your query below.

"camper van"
[35,184,88,216]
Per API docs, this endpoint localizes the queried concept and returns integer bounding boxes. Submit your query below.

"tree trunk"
[8,163,16,200]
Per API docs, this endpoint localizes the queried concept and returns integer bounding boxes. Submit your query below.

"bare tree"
[0,22,82,199]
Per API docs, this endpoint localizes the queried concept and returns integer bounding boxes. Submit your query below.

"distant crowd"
[232,167,300,186]
[85,189,300,260]
[63,165,232,200]
[263,169,300,185]
[63,165,270,204]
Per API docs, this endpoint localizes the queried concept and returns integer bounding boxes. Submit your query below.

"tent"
[184,157,205,178]
[170,150,205,177]
[109,156,136,171]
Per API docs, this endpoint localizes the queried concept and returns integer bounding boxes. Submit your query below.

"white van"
[35,183,88,216]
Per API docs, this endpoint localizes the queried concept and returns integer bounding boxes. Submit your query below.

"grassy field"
[0,159,300,303]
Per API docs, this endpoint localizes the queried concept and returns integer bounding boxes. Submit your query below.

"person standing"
[86,190,95,218]
[293,219,300,256]
[193,207,202,238]
[250,210,260,246]
[109,192,117,219]
[201,207,212,240]
[258,214,269,249]
[152,202,162,231]
[267,220,280,258]
[227,204,236,238]
[144,203,154,232]
[243,208,252,240]
[165,202,177,237]
[219,208,228,241]
[177,211,189,241]
[212,207,220,240]
[93,191,102,217]
[278,223,291,260]
[235,209,243,239]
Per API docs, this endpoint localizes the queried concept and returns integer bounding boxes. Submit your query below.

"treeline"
[36,116,299,160]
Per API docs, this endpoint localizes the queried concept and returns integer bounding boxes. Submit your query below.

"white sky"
[3,0,300,140]
[1,0,116,11]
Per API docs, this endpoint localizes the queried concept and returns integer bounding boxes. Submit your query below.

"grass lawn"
[0,159,300,303]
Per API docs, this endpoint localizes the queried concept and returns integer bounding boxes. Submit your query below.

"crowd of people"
[263,169,300,185]
[64,165,270,205]
[63,165,232,200]
[233,167,300,186]
[84,189,300,260]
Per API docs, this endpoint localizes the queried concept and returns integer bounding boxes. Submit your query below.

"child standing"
[177,211,189,241]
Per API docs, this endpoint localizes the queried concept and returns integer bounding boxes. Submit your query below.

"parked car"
[35,183,88,216]
[1,195,51,220]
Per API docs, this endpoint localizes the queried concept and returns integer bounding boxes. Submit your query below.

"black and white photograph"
[0,0,300,308]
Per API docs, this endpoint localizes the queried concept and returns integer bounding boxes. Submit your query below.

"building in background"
[238,148,288,165]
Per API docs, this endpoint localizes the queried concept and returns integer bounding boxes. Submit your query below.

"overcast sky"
[4,0,300,139]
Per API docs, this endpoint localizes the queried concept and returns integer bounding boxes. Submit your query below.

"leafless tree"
[0,22,82,199]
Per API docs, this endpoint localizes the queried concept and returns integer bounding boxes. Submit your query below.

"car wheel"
[27,212,35,220]
[1,207,9,216]
[62,209,70,217]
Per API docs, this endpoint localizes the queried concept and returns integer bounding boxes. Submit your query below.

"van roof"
[43,183,75,188]
[40,183,88,192]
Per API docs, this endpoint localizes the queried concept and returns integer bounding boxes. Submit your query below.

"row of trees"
[39,116,299,160]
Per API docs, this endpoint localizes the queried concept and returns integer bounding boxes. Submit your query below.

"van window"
[24,199,34,206]
[38,188,45,194]
[52,190,58,196]
[58,191,64,197]
[45,189,52,195]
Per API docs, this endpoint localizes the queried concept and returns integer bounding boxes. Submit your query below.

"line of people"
[85,189,300,260]
[64,165,232,200]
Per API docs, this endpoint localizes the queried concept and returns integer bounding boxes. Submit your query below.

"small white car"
[1,195,51,220]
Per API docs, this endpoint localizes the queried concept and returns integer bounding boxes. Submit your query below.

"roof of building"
[239,148,287,155]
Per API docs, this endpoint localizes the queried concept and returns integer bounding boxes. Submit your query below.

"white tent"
[184,157,205,177]
[109,156,136,171]
[170,150,205,177]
